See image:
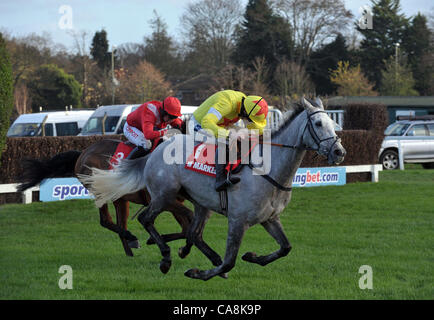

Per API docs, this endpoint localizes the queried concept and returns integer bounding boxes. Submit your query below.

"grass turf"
[0,167,433,299]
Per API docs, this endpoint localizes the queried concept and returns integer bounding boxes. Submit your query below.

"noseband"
[303,110,341,158]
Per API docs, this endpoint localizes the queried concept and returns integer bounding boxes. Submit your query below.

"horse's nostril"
[334,149,342,156]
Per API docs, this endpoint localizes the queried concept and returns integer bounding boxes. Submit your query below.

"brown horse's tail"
[17,150,82,192]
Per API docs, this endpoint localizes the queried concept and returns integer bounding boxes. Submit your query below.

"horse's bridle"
[261,110,341,156]
[251,109,341,192]
[303,110,341,158]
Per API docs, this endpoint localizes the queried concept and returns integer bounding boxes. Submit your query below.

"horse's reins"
[248,110,341,192]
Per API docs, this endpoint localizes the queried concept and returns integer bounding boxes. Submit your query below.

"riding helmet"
[243,95,268,127]
[163,97,182,117]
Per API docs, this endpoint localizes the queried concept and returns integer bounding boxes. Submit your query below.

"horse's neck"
[268,111,307,187]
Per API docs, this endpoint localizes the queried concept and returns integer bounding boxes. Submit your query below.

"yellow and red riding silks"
[193,90,268,138]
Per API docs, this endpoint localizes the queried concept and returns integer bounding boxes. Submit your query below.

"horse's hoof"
[128,240,141,249]
[242,252,257,262]
[218,273,228,279]
[184,268,200,279]
[178,246,190,259]
[146,237,155,245]
[160,259,171,274]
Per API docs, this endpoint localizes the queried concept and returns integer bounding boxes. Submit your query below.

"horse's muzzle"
[328,141,346,165]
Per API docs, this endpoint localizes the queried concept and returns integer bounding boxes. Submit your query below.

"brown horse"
[17,139,194,258]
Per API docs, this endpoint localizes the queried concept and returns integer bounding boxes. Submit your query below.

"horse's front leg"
[185,216,247,281]
[138,202,172,274]
[113,199,140,250]
[99,204,134,257]
[242,218,292,266]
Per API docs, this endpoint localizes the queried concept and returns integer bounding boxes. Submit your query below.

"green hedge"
[1,130,380,184]
[0,33,14,162]
[341,103,388,133]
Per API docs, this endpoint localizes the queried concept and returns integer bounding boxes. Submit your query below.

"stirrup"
[226,170,240,186]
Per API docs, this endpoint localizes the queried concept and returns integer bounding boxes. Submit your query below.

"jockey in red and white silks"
[123,97,183,158]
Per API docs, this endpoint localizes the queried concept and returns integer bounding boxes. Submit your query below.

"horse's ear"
[315,97,324,110]
[301,96,316,112]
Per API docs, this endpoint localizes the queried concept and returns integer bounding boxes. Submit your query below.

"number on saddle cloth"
[109,142,135,169]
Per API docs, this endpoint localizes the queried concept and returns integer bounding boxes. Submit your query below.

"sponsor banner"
[40,178,93,202]
[292,167,346,187]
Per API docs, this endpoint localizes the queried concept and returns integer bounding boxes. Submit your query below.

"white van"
[78,104,198,136]
[7,110,94,137]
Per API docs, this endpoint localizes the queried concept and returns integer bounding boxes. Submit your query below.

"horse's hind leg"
[138,200,172,274]
[179,205,223,268]
[241,218,292,266]
[113,199,140,251]
[145,200,193,245]
[185,214,248,281]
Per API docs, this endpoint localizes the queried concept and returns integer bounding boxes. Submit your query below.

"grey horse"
[80,97,346,280]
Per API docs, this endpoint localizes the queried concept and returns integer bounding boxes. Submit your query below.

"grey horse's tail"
[77,156,149,208]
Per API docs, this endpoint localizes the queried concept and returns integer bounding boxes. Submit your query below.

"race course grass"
[0,168,433,300]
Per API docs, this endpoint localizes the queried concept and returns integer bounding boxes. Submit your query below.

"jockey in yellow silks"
[190,89,269,191]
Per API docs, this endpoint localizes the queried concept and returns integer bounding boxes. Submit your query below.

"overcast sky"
[0,0,432,51]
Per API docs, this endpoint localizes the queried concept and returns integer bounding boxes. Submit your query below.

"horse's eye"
[315,121,322,127]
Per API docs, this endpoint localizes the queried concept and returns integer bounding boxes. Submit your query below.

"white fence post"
[398,140,405,170]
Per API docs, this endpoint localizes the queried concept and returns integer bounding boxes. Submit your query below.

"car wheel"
[422,163,434,169]
[380,150,399,170]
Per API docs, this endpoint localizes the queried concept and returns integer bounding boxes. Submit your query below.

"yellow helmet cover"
[244,95,268,127]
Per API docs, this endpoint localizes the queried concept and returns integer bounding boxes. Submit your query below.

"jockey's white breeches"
[123,123,152,149]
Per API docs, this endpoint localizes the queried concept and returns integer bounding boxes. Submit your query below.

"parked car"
[78,104,198,136]
[7,110,94,137]
[378,117,434,169]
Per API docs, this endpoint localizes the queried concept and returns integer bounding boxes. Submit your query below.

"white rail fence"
[0,183,39,204]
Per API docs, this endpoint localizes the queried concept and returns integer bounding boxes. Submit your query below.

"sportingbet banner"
[292,167,346,187]
[39,178,93,202]
[38,167,346,202]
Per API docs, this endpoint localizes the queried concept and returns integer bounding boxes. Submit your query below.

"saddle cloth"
[109,142,134,169]
[184,139,259,177]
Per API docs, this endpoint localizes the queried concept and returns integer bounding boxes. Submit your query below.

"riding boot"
[127,146,149,160]
[215,149,240,191]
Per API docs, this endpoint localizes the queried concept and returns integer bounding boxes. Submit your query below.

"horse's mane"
[271,103,305,138]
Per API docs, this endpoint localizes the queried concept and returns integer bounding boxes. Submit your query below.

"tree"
[403,13,433,95]
[379,55,418,96]
[212,60,272,101]
[330,61,377,96]
[181,0,243,73]
[115,60,172,104]
[273,0,353,66]
[0,33,14,161]
[306,34,351,95]
[232,0,293,73]
[144,10,181,76]
[28,64,82,111]
[274,59,314,105]
[5,33,54,114]
[357,0,409,88]
[90,29,111,71]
